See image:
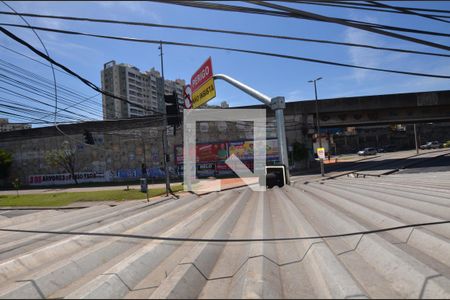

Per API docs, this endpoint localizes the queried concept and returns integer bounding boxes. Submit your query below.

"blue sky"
[0,1,449,125]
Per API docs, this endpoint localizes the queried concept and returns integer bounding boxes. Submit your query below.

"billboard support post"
[271,97,290,184]
[212,74,290,184]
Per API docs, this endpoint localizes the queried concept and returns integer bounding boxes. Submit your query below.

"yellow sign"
[317,147,325,159]
[192,77,216,108]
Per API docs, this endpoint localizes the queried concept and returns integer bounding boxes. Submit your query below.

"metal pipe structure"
[213,74,290,184]
[213,74,271,106]
[272,97,290,184]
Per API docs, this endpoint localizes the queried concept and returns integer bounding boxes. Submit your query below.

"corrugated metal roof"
[0,172,449,299]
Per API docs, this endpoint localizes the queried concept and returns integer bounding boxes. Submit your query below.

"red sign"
[191,57,213,93]
[196,143,228,163]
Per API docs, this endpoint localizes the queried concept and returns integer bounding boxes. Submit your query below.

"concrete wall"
[0,114,310,186]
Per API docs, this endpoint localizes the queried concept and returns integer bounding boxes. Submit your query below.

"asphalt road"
[399,152,450,174]
[291,148,450,183]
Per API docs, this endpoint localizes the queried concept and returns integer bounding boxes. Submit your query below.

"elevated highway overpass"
[244,89,450,128]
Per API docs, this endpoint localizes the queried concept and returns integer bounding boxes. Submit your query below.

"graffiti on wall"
[28,172,106,186]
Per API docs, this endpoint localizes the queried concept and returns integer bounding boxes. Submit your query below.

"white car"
[420,141,442,150]
[358,147,377,156]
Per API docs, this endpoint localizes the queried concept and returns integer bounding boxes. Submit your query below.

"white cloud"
[344,25,383,83]
[43,39,102,66]
[96,1,162,23]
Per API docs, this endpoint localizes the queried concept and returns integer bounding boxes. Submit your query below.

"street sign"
[317,147,325,159]
[183,84,192,109]
[192,78,216,108]
[190,57,216,108]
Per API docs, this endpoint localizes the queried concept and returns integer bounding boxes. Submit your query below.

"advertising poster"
[228,139,279,161]
[175,145,184,164]
[175,139,279,175]
[266,139,280,161]
[216,162,234,176]
[228,141,254,160]
[197,163,216,177]
[196,143,228,163]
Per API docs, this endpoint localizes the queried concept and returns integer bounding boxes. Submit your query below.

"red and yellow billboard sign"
[190,57,216,108]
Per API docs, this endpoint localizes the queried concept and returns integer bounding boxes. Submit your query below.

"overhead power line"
[152,1,450,39]
[0,11,448,58]
[4,6,450,39]
[250,1,450,51]
[0,58,102,109]
[0,219,449,243]
[284,0,450,18]
[0,67,101,115]
[0,44,79,78]
[0,62,101,115]
[0,83,95,121]
[0,26,164,117]
[367,0,450,24]
[1,23,449,79]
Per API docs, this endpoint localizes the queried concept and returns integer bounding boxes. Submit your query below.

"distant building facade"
[0,118,31,132]
[101,61,185,119]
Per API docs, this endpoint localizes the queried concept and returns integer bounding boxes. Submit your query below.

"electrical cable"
[250,1,450,51]
[154,1,450,39]
[1,24,449,79]
[367,1,450,24]
[0,109,77,124]
[0,26,164,117]
[0,72,101,119]
[0,63,102,116]
[0,2,110,153]
[0,44,74,77]
[0,219,448,243]
[0,96,88,121]
[0,75,99,120]
[0,58,102,105]
[1,1,63,132]
[0,11,449,58]
[286,1,450,19]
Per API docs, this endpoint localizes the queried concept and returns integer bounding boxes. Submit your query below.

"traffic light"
[164,92,182,128]
[83,129,95,145]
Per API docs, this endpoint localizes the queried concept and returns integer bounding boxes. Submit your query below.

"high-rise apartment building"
[101,61,185,120]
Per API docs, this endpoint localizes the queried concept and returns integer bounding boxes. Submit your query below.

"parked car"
[420,141,442,150]
[357,147,377,156]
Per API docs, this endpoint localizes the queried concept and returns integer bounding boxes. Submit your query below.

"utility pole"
[141,135,149,202]
[159,41,171,196]
[309,77,324,177]
[414,123,419,155]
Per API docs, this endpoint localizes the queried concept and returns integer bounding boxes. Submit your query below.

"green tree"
[0,149,13,184]
[45,141,80,185]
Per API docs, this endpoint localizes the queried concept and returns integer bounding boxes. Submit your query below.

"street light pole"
[309,77,324,177]
[159,41,171,196]
[414,123,419,155]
